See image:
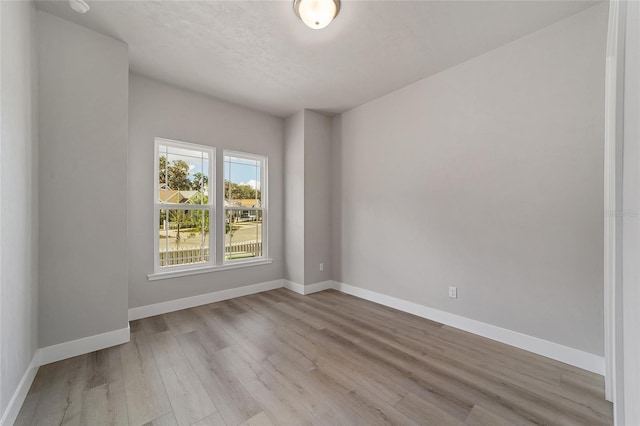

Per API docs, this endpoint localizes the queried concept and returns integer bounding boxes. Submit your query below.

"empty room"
[1,0,639,425]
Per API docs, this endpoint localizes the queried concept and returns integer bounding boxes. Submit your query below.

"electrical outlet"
[449,286,458,299]
[319,263,324,271]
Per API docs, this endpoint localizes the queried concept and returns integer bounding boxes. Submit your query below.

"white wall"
[284,111,305,284]
[37,12,129,347]
[331,4,608,356]
[303,111,332,285]
[0,0,38,417]
[128,74,284,308]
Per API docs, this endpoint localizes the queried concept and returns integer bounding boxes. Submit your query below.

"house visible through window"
[154,139,268,274]
[224,151,267,262]
[155,138,214,271]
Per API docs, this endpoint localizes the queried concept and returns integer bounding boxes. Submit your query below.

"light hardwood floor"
[15,288,612,426]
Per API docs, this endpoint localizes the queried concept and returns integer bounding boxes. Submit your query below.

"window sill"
[147,258,273,281]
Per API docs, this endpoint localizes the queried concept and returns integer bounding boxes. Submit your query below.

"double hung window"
[155,139,214,271]
[153,138,268,276]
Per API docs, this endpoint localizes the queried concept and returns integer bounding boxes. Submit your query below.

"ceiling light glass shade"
[294,0,340,29]
[68,0,90,13]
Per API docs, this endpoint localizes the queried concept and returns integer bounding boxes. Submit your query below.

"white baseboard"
[333,281,605,375]
[0,352,40,426]
[38,325,131,366]
[283,280,305,294]
[284,280,333,295]
[128,279,284,321]
[304,280,335,294]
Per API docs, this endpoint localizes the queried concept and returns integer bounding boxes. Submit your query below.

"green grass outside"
[225,252,257,260]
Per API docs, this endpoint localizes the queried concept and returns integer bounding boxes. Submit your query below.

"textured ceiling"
[36,0,600,117]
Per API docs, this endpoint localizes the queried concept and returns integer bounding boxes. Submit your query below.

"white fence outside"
[159,241,262,266]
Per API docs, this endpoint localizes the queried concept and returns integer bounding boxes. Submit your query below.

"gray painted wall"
[330,115,343,287]
[284,110,332,286]
[0,0,38,415]
[331,4,608,356]
[303,111,332,285]
[284,111,305,284]
[38,11,129,347]
[128,74,284,308]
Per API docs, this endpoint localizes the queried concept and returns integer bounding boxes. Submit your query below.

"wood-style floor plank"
[395,392,465,425]
[17,288,613,426]
[136,315,170,336]
[85,345,123,390]
[28,355,88,426]
[191,412,227,426]
[147,331,218,426]
[120,332,173,426]
[215,345,318,425]
[175,331,262,426]
[465,404,521,426]
[13,393,39,426]
[260,353,369,425]
[142,412,178,426]
[79,380,128,426]
[238,412,274,426]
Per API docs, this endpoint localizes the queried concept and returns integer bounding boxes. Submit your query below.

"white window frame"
[223,150,268,264]
[153,138,215,274]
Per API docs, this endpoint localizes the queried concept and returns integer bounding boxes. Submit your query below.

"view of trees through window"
[155,141,267,270]
[224,153,265,261]
[157,142,212,267]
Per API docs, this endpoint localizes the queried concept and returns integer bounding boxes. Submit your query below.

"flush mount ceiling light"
[293,0,340,29]
[68,0,90,14]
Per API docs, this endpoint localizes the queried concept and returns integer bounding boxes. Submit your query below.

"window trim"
[222,150,268,264]
[153,137,215,274]
[147,258,273,281]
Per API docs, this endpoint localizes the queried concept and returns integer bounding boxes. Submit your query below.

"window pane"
[159,208,211,267]
[224,155,262,207]
[158,144,210,204]
[225,209,262,260]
